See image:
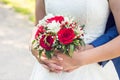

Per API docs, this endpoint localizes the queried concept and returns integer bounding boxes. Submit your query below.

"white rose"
[44,14,54,20]
[47,21,61,33]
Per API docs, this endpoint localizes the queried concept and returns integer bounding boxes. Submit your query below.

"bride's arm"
[109,0,120,34]
[35,0,46,25]
[79,36,120,66]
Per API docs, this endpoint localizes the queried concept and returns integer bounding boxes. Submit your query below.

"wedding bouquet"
[32,14,85,59]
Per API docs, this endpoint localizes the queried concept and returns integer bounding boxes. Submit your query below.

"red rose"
[35,26,45,39]
[57,28,75,45]
[40,35,54,50]
[47,16,64,23]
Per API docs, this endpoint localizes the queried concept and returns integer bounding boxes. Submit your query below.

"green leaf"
[62,45,66,50]
[69,44,74,57]
[73,39,80,46]
[79,39,85,46]
[81,25,85,29]
[32,40,36,44]
[63,45,68,54]
[45,50,53,59]
[38,49,44,58]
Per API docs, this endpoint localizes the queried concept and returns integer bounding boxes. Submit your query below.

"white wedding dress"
[30,0,119,80]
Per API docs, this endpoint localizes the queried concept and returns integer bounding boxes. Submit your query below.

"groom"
[90,12,120,78]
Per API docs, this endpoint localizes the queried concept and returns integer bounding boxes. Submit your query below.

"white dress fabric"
[30,0,119,80]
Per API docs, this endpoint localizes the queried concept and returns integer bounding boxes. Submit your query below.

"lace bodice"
[45,0,109,43]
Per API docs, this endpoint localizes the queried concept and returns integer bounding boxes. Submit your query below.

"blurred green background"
[0,0,35,22]
[0,1,35,80]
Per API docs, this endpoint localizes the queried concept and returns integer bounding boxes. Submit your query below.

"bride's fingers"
[49,69,62,73]
[74,46,85,52]
[31,48,38,57]
[42,63,63,73]
[64,67,76,72]
[42,64,51,70]
[40,56,61,65]
[64,66,79,72]
[31,48,63,72]
[31,48,42,62]
[63,68,72,72]
[31,49,45,64]
[41,52,47,57]
[42,62,63,73]
[42,63,61,73]
[48,63,63,73]
[49,63,63,70]
[30,49,57,64]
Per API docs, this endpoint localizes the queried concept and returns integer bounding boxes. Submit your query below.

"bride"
[30,0,120,80]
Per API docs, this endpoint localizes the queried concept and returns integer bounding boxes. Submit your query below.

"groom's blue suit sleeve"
[90,26,118,47]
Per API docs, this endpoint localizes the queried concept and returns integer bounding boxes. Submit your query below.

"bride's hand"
[31,47,63,72]
[56,48,82,72]
[51,45,94,72]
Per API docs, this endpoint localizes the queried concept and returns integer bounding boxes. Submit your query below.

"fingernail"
[57,56,63,60]
[57,66,63,69]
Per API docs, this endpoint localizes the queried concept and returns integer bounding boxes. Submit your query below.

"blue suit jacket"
[90,12,120,78]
